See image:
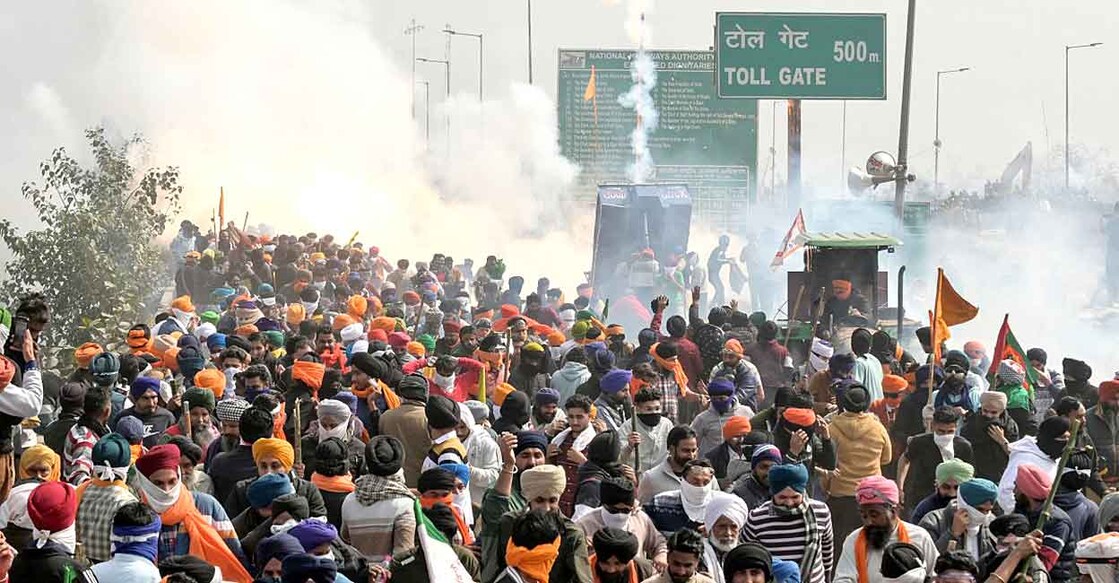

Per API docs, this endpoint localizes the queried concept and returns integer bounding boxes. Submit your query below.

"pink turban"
[1016,463,1052,500]
[856,476,900,506]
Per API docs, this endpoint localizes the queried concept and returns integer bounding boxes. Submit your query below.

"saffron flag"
[770,209,807,269]
[987,314,1039,390]
[930,268,977,364]
[218,187,226,230]
[583,65,598,125]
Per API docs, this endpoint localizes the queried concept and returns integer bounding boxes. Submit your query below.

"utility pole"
[933,67,970,196]
[841,100,847,192]
[444,27,484,102]
[1066,42,1103,191]
[893,0,918,219]
[404,19,424,119]
[417,57,451,151]
[527,0,534,83]
[417,80,430,146]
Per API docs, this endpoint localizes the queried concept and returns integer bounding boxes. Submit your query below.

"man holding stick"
[1011,463,1077,582]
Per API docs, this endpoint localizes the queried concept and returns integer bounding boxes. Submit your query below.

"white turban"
[194,322,217,341]
[340,323,365,344]
[317,399,352,422]
[808,337,834,375]
[979,391,1008,412]
[704,494,750,534]
[1076,533,1119,583]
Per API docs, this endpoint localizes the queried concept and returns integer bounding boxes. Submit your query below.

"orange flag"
[931,267,978,363]
[218,187,226,230]
[583,65,598,126]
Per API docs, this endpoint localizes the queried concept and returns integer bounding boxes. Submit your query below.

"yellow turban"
[286,304,306,326]
[194,368,227,399]
[252,438,295,472]
[19,444,60,482]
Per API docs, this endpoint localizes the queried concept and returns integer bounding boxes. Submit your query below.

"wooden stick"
[293,397,303,466]
[183,400,191,437]
[784,285,806,346]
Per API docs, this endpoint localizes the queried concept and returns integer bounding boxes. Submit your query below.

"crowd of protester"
[0,221,1116,582]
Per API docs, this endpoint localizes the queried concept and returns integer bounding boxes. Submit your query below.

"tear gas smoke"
[615,0,658,183]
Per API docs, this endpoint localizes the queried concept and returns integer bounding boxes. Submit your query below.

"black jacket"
[9,541,86,583]
[902,433,974,513]
[960,414,1019,482]
[226,474,328,520]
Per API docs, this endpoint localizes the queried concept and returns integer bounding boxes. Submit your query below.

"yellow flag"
[583,65,597,101]
[477,366,487,405]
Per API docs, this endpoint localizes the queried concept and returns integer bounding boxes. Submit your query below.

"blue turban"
[959,478,998,507]
[206,333,228,352]
[288,520,338,552]
[281,553,337,583]
[116,416,145,443]
[130,376,161,399]
[177,334,202,351]
[332,391,359,416]
[708,378,735,397]
[773,558,802,583]
[600,370,633,394]
[769,463,810,495]
[111,513,161,563]
[248,473,296,509]
[514,430,548,456]
[210,287,235,303]
[256,533,304,574]
[829,353,856,376]
[440,461,471,486]
[534,388,560,406]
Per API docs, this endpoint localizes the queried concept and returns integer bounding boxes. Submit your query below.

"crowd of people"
[0,221,1117,583]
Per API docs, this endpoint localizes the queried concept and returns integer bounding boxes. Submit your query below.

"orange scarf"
[350,380,401,410]
[650,343,689,396]
[420,493,474,545]
[273,408,287,440]
[130,444,144,465]
[855,522,909,583]
[590,555,639,583]
[158,489,253,583]
[75,477,128,505]
[506,536,561,583]
[311,472,355,493]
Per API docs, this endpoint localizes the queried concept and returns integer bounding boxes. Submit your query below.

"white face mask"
[138,471,182,514]
[434,373,455,389]
[957,493,993,530]
[680,481,710,506]
[882,568,928,583]
[934,433,955,448]
[601,508,630,530]
[319,421,349,442]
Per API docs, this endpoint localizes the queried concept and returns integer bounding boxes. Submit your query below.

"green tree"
[0,127,181,367]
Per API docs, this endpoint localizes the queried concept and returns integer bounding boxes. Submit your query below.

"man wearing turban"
[298,398,366,480]
[909,458,975,525]
[134,445,252,582]
[918,476,998,560]
[378,373,433,488]
[833,476,938,583]
[824,384,892,544]
[997,415,1070,514]
[959,391,1019,483]
[704,417,765,490]
[224,436,328,522]
[116,376,176,449]
[1086,379,1119,489]
[701,496,750,583]
[486,464,592,583]
[0,444,61,551]
[743,463,835,583]
[8,481,85,582]
[75,434,138,563]
[574,476,668,572]
[341,436,416,564]
[1010,463,1077,581]
[479,430,550,581]
[208,405,275,506]
[592,527,657,582]
[691,378,755,456]
[87,502,162,582]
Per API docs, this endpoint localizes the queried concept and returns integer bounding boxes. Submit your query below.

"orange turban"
[162,347,181,372]
[347,296,368,320]
[234,324,259,336]
[406,342,426,358]
[170,295,195,314]
[832,279,852,301]
[331,314,356,333]
[252,438,295,471]
[19,444,60,482]
[127,329,151,352]
[370,317,397,334]
[493,383,516,407]
[74,343,103,368]
[722,416,752,440]
[292,360,325,390]
[286,304,306,326]
[500,304,520,318]
[882,375,909,393]
[547,330,566,347]
[724,339,745,356]
[194,368,227,399]
[782,407,817,428]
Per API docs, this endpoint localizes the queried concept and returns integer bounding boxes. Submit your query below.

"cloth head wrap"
[782,407,816,427]
[534,388,560,407]
[182,387,216,414]
[216,398,251,424]
[704,495,749,533]
[426,394,460,429]
[882,375,908,393]
[722,416,752,440]
[92,433,132,481]
[979,391,1008,411]
[599,477,635,507]
[396,373,429,402]
[255,532,304,573]
[520,464,566,500]
[723,543,773,583]
[193,368,227,398]
[281,553,337,583]
[593,527,640,564]
[600,369,633,394]
[839,385,870,413]
[110,510,161,563]
[74,343,102,368]
[465,400,490,424]
[856,475,900,506]
[959,478,998,507]
[28,481,77,551]
[1101,381,1119,403]
[768,463,809,495]
[248,473,296,509]
[292,360,325,390]
[708,378,735,397]
[441,462,471,486]
[515,431,548,456]
[365,435,405,477]
[1016,463,1052,500]
[418,467,457,493]
[158,556,216,583]
[317,399,352,423]
[130,376,161,399]
[288,519,338,552]
[206,333,228,352]
[19,444,61,482]
[253,438,295,471]
[935,459,975,485]
[1075,532,1119,583]
[880,542,926,579]
[136,444,179,477]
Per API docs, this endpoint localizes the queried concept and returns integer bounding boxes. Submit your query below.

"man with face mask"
[909,459,975,525]
[993,359,1038,437]
[743,463,834,583]
[576,477,668,571]
[1061,357,1098,409]
[730,444,783,507]
[959,391,1019,483]
[134,445,252,582]
[1011,463,1077,582]
[700,496,750,583]
[225,436,328,521]
[638,426,721,504]
[595,369,634,433]
[833,476,938,583]
[508,341,551,398]
[645,459,736,538]
[592,527,657,583]
[918,477,998,560]
[402,354,485,403]
[1053,449,1100,540]
[691,379,755,455]
[298,399,365,480]
[456,401,501,505]
[1086,380,1119,490]
[997,415,1070,514]
[897,406,973,515]
[935,351,980,414]
[494,389,532,435]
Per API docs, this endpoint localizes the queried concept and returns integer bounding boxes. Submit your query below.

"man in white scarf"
[702,496,750,583]
[1076,532,1119,583]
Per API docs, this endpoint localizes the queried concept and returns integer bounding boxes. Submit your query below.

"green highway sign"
[715,12,887,99]
[557,49,758,218]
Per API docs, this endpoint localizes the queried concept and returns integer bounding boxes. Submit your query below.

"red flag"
[770,209,806,270]
[988,314,1038,390]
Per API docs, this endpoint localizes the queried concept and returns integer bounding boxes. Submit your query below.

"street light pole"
[1066,42,1103,191]
[444,27,484,102]
[893,0,918,220]
[527,0,534,83]
[417,57,451,149]
[404,19,424,119]
[417,80,430,146]
[933,67,970,196]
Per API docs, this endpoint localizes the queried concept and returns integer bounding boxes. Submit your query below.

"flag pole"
[927,269,942,406]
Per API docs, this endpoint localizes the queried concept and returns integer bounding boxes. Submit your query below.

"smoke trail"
[616,1,658,183]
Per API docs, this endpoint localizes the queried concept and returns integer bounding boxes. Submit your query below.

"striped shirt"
[742,499,835,583]
[63,424,99,485]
